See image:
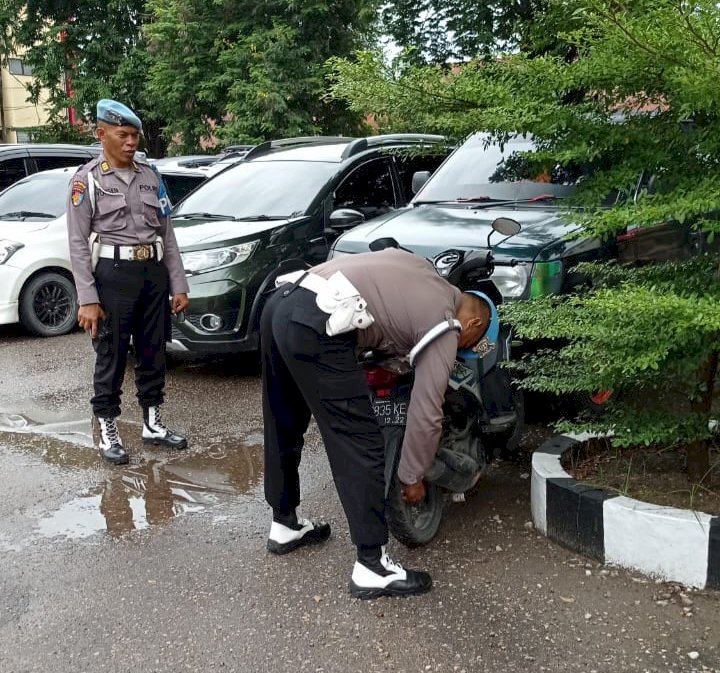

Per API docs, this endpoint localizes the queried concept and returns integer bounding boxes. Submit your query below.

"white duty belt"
[275,270,375,336]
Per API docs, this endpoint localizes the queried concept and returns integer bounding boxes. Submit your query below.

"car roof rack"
[177,157,217,168]
[340,134,446,160]
[243,136,352,161]
[223,144,255,152]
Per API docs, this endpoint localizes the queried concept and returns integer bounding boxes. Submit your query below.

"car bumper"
[0,265,23,325]
[0,300,19,325]
[168,276,258,355]
[167,332,259,355]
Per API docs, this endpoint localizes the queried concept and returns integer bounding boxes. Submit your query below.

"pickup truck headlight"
[181,241,259,275]
[492,263,530,299]
[0,239,24,265]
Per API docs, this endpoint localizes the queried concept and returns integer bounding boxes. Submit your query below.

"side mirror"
[411,170,431,194]
[329,208,365,230]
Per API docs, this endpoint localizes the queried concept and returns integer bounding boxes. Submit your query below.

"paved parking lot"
[0,327,718,673]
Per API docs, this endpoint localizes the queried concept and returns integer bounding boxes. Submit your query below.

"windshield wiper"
[414,197,506,206]
[475,194,565,207]
[172,212,239,221]
[233,214,288,221]
[0,211,57,219]
[416,194,565,208]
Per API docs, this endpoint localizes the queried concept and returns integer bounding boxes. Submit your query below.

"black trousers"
[261,285,388,549]
[91,258,170,419]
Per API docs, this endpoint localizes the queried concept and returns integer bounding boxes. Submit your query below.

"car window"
[161,174,207,204]
[174,160,338,219]
[34,155,90,172]
[416,135,579,203]
[0,173,71,219]
[0,157,29,191]
[333,159,395,218]
[394,153,447,202]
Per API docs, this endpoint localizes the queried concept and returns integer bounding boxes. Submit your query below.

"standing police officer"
[67,99,190,465]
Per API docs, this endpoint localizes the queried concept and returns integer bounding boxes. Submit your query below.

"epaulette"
[73,155,101,180]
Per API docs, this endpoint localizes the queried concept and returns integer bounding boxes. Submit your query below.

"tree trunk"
[143,118,168,159]
[687,346,718,483]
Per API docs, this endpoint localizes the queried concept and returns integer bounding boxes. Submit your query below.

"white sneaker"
[349,547,432,599]
[267,517,331,555]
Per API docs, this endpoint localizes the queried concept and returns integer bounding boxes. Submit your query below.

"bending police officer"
[67,99,189,465]
[262,248,491,599]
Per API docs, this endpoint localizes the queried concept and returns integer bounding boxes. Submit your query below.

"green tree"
[8,0,166,155]
[144,0,378,153]
[381,0,565,63]
[330,0,720,482]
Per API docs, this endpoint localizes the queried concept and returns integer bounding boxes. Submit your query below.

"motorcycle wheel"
[386,477,443,547]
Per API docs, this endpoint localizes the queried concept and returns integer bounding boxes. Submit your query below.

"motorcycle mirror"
[491,217,521,236]
[369,237,400,252]
[487,216,521,248]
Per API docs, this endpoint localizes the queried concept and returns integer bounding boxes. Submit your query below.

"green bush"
[502,257,720,480]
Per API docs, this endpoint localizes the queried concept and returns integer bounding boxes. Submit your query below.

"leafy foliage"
[3,0,172,154]
[380,0,568,63]
[503,258,720,430]
[13,121,95,144]
[330,0,720,476]
[4,0,376,154]
[144,0,377,152]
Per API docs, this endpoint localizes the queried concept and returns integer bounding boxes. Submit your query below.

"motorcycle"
[362,217,524,546]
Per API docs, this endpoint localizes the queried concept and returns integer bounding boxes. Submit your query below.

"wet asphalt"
[0,326,718,673]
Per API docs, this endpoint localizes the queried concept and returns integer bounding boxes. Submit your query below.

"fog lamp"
[200,314,224,331]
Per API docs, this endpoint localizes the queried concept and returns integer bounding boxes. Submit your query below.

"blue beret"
[96,99,142,130]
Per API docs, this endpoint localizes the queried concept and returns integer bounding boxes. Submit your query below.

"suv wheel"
[19,272,78,337]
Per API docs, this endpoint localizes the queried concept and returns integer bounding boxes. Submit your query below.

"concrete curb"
[531,433,720,590]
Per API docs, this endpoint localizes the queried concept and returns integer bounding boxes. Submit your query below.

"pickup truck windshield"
[415,134,581,204]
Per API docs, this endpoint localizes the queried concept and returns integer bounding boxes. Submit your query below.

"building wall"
[1,55,51,143]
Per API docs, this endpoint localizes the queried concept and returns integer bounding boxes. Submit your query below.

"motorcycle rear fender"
[382,424,405,499]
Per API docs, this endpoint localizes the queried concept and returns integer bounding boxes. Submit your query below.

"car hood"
[172,217,291,250]
[0,219,54,239]
[333,205,580,262]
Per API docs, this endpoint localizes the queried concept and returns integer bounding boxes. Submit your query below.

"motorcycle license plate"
[372,398,408,426]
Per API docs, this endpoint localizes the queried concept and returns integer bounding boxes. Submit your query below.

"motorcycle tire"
[386,476,443,547]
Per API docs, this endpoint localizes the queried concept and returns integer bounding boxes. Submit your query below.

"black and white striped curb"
[531,434,720,590]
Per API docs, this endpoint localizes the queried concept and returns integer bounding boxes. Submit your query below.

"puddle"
[35,442,264,539]
[0,410,266,542]
[0,411,94,449]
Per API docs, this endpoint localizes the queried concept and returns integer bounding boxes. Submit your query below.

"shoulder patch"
[71,180,86,207]
[148,163,173,217]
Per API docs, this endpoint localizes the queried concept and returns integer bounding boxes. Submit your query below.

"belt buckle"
[132,244,152,261]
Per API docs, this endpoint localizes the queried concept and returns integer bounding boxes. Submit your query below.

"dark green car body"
[330,133,620,301]
[169,135,449,355]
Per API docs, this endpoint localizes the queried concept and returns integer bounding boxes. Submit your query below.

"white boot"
[96,417,128,465]
[142,405,188,449]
